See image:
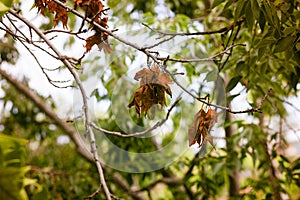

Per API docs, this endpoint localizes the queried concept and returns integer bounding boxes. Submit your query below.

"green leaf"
[257,38,276,48]
[0,2,9,11]
[205,69,218,82]
[258,10,266,31]
[250,0,260,19]
[212,0,224,9]
[0,167,29,200]
[226,76,242,92]
[245,1,254,31]
[274,36,296,53]
[0,2,9,17]
[235,61,245,75]
[227,93,240,102]
[0,134,28,149]
[235,0,246,21]
[258,47,267,61]
[0,0,12,17]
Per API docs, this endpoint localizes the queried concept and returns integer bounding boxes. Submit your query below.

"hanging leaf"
[188,108,217,148]
[35,0,68,28]
[35,0,111,52]
[128,66,172,118]
[85,32,111,52]
[226,75,242,92]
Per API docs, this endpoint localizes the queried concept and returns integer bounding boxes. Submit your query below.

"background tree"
[0,0,300,199]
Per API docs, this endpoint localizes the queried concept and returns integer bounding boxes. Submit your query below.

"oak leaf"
[188,108,217,148]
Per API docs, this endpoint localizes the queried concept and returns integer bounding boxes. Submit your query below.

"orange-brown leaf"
[158,73,172,87]
[85,32,110,52]
[35,0,68,29]
[188,108,217,147]
[134,68,153,85]
[35,0,47,15]
[129,66,173,118]
[53,5,68,28]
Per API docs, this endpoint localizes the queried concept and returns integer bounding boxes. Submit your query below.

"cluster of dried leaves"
[35,0,111,52]
[188,108,217,148]
[128,66,172,118]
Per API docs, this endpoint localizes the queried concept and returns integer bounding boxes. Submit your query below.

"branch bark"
[0,68,93,161]
[8,9,111,200]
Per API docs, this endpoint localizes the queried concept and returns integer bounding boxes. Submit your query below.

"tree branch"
[1,21,73,88]
[8,9,112,200]
[0,68,92,161]
[0,67,147,200]
[91,97,181,137]
[142,18,245,36]
[47,1,265,114]
[157,44,245,63]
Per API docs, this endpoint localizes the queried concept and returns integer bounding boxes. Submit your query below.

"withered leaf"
[85,32,111,52]
[35,0,111,52]
[188,108,217,148]
[129,66,173,118]
[35,0,68,29]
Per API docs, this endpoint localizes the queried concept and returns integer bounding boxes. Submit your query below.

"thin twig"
[218,21,242,72]
[141,35,176,50]
[43,29,86,40]
[157,44,245,63]
[142,18,245,36]
[1,20,73,88]
[91,97,182,137]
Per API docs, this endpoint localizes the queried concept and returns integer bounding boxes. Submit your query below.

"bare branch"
[91,97,182,138]
[43,29,86,41]
[1,20,73,88]
[157,43,246,63]
[141,35,176,50]
[0,68,92,161]
[142,17,245,36]
[8,9,112,200]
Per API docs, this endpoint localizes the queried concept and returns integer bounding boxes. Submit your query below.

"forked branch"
[8,9,112,200]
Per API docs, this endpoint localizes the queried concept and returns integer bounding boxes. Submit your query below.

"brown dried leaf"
[129,66,173,118]
[35,0,68,28]
[188,108,217,147]
[53,5,68,28]
[35,0,47,15]
[85,32,111,52]
[134,68,153,85]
